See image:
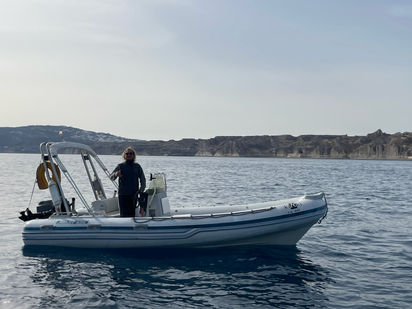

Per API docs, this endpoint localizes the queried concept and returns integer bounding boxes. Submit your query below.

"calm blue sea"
[0,154,411,308]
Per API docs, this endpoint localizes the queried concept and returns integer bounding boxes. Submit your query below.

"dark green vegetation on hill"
[1,126,411,160]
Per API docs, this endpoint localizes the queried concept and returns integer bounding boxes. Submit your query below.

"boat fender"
[36,162,61,190]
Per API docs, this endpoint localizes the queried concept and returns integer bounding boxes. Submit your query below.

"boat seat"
[92,197,119,214]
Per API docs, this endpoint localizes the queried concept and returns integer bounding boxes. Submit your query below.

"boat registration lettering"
[288,203,302,209]
[56,219,89,225]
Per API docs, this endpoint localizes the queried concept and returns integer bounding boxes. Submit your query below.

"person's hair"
[122,147,136,161]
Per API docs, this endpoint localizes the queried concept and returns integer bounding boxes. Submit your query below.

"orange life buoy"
[36,162,61,190]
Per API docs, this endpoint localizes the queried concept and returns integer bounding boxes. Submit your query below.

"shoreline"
[3,152,412,161]
[1,127,411,160]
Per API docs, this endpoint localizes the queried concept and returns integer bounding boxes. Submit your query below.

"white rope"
[27,179,37,208]
[27,158,42,208]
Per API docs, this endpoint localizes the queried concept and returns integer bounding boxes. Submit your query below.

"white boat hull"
[22,193,327,248]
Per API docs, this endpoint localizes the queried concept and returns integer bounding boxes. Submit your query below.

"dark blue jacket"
[111,161,146,196]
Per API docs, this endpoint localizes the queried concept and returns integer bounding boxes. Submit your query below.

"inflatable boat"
[21,142,328,248]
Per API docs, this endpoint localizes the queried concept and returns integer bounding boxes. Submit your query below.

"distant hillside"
[0,125,132,153]
[1,126,411,160]
[89,129,412,160]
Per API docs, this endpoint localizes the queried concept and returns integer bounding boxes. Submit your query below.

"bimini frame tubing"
[81,152,107,201]
[39,142,69,215]
[46,142,118,216]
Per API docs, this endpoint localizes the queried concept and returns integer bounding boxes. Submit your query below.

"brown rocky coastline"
[90,129,412,160]
[1,126,411,160]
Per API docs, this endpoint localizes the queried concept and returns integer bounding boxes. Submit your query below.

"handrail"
[132,200,327,223]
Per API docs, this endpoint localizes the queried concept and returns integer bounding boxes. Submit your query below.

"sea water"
[0,153,411,308]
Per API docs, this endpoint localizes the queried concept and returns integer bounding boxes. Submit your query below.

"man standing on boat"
[110,147,146,217]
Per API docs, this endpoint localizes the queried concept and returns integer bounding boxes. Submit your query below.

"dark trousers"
[118,195,137,217]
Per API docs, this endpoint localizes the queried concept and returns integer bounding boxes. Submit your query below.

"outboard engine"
[18,198,74,222]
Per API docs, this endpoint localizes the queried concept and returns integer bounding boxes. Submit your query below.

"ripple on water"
[1,155,412,308]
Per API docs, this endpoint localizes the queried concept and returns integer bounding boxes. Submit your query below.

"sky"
[0,0,411,140]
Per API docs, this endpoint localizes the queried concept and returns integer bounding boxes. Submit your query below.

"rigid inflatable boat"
[21,142,328,248]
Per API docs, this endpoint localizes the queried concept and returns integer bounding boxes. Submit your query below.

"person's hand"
[138,188,144,193]
[115,171,122,178]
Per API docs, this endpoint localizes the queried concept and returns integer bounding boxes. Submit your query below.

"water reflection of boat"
[20,142,328,248]
[21,246,329,308]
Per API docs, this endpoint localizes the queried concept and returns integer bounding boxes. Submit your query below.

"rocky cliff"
[1,126,411,160]
[90,129,412,160]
